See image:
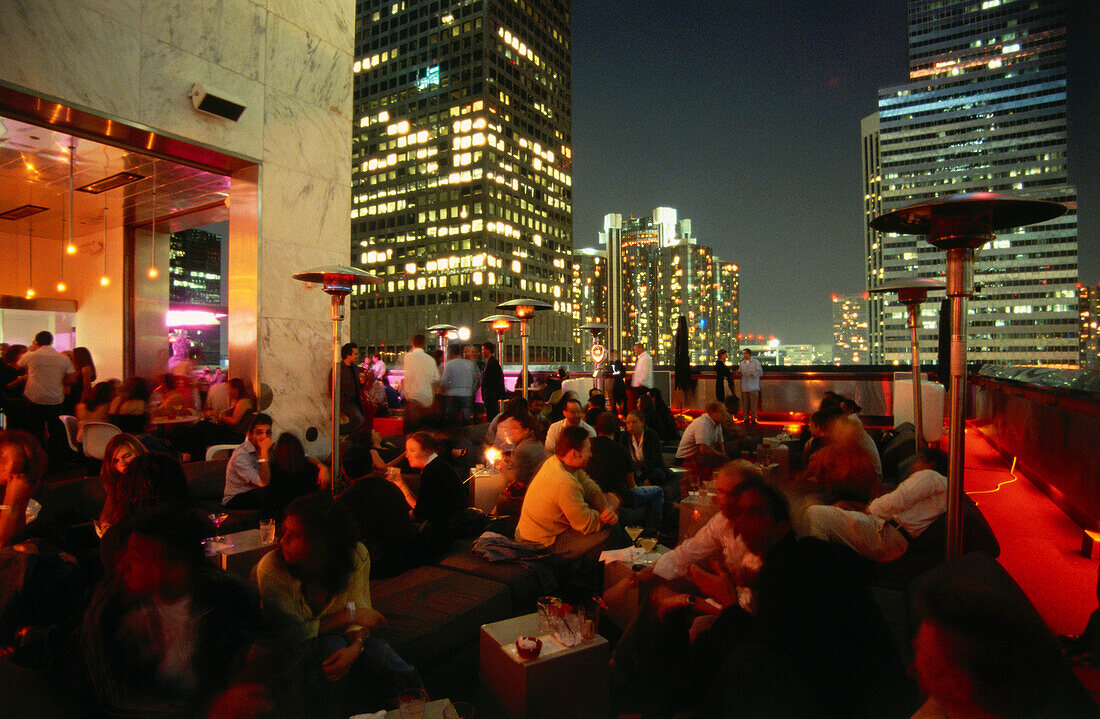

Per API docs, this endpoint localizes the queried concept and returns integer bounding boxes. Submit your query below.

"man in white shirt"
[675,402,727,485]
[627,344,654,413]
[439,344,480,425]
[401,334,440,432]
[738,349,763,424]
[369,353,388,385]
[544,398,596,452]
[804,448,949,562]
[223,414,274,509]
[15,330,76,453]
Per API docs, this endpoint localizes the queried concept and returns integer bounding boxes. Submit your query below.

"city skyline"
[571,0,1099,347]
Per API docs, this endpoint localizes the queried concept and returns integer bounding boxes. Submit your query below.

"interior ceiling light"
[0,204,48,221]
[75,171,145,194]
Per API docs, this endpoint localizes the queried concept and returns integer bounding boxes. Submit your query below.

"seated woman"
[0,430,46,549]
[96,433,147,538]
[98,452,191,571]
[109,376,151,434]
[385,431,467,525]
[76,381,117,442]
[261,432,326,521]
[256,493,421,718]
[149,373,188,419]
[491,411,548,519]
[177,377,255,460]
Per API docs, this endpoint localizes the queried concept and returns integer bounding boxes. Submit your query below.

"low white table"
[679,492,720,543]
[479,612,608,719]
[208,528,277,578]
[469,468,506,513]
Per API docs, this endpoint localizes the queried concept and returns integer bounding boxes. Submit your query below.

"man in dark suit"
[607,350,628,415]
[714,349,734,402]
[480,342,506,421]
[620,409,670,495]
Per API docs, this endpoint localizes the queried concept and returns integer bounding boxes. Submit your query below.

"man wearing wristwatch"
[222,414,274,509]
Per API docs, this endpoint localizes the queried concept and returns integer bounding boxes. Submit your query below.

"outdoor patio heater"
[426,323,459,364]
[867,278,945,452]
[292,265,381,492]
[479,314,513,361]
[871,192,1065,559]
[497,298,552,399]
[579,322,609,378]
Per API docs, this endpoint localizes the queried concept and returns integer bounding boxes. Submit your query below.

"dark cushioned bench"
[372,564,513,698]
[435,540,542,609]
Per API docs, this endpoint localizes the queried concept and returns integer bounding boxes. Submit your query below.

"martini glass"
[626,526,643,547]
[209,512,230,544]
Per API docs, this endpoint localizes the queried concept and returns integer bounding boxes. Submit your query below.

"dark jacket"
[481,357,506,405]
[621,427,666,475]
[715,359,733,402]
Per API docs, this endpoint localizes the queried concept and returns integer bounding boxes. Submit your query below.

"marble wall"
[0,0,353,453]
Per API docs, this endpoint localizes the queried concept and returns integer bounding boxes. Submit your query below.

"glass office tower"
[873,0,1078,365]
[351,0,573,364]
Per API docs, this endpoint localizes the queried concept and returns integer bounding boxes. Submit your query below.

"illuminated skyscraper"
[832,293,869,366]
[598,207,738,366]
[169,228,226,365]
[570,247,607,361]
[872,0,1078,365]
[350,0,573,364]
[715,260,741,355]
[861,112,885,363]
[1079,284,1100,370]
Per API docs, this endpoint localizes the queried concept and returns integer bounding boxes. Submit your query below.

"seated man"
[516,425,620,561]
[543,397,596,453]
[584,392,607,427]
[720,396,754,458]
[804,447,948,562]
[674,401,727,487]
[222,413,274,509]
[625,477,910,718]
[83,507,270,719]
[587,411,664,534]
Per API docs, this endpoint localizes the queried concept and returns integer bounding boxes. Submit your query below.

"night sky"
[569,0,1100,346]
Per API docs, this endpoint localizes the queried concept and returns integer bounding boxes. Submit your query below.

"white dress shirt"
[17,347,74,405]
[675,413,723,459]
[402,347,440,406]
[739,358,763,392]
[631,351,653,388]
[544,418,596,452]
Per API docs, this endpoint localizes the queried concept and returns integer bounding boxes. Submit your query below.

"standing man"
[480,342,506,420]
[369,352,388,386]
[15,330,75,456]
[337,342,365,434]
[629,344,654,413]
[439,344,479,426]
[606,350,628,416]
[714,349,734,403]
[738,348,763,425]
[402,334,440,432]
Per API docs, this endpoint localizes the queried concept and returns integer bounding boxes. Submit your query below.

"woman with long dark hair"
[64,346,96,415]
[261,432,325,520]
[256,493,421,717]
[95,433,147,537]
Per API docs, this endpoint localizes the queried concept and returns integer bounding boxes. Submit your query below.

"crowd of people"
[0,330,1093,719]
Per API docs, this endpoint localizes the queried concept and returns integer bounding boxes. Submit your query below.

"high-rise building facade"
[715,260,741,356]
[1079,284,1100,370]
[169,228,226,365]
[570,247,607,361]
[598,207,739,366]
[861,112,885,363]
[871,0,1078,365]
[832,293,870,366]
[350,0,574,364]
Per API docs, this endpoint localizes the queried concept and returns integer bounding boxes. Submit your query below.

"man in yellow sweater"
[516,424,621,560]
